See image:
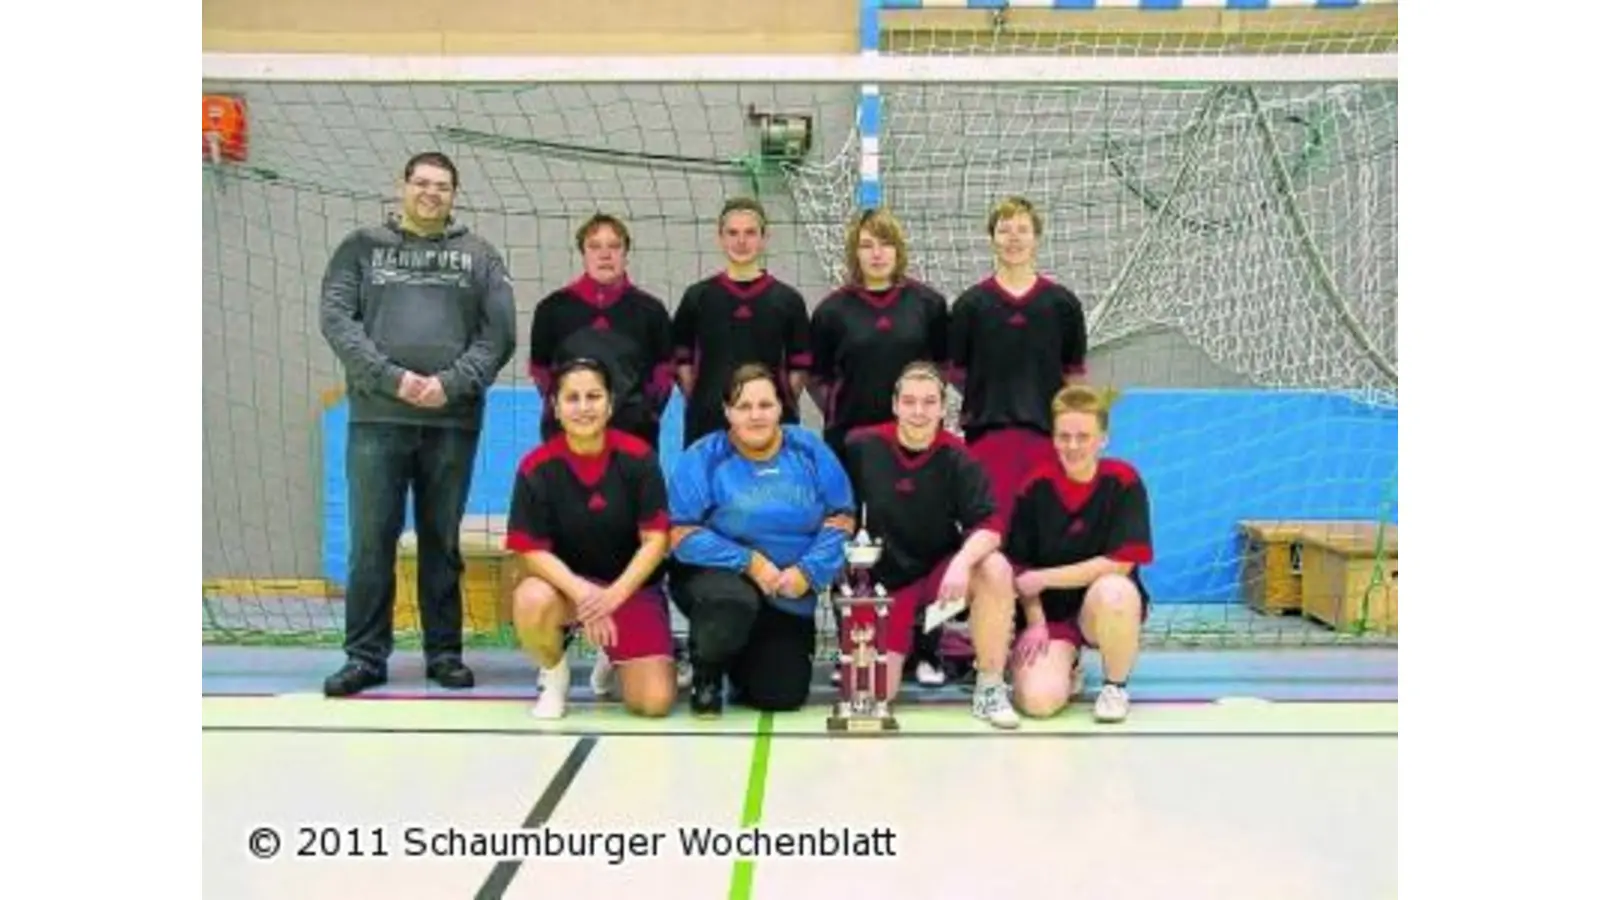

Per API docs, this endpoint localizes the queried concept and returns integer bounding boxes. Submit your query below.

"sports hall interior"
[201,1,1400,897]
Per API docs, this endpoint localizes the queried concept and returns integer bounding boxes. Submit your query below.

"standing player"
[808,208,950,473]
[505,358,677,720]
[526,213,674,695]
[948,196,1088,534]
[809,208,951,686]
[841,362,1019,729]
[1005,385,1153,724]
[318,151,517,697]
[671,198,811,451]
[527,213,675,448]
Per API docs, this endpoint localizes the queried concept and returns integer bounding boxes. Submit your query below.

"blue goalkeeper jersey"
[668,425,855,618]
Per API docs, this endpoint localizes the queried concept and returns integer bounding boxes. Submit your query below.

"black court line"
[474,735,598,900]
[203,724,1395,740]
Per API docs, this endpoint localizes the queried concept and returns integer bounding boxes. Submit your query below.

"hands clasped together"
[398,371,447,408]
[571,580,631,650]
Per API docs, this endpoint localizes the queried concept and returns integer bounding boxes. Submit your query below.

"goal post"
[200,1,1397,652]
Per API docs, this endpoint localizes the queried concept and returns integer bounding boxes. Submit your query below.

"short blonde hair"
[894,360,945,396]
[1051,384,1120,433]
[845,208,910,285]
[987,195,1043,238]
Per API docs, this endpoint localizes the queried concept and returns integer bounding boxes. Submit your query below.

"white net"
[837,15,1400,649]
[864,79,1398,400]
[201,19,1397,650]
[200,81,863,647]
[789,8,1401,401]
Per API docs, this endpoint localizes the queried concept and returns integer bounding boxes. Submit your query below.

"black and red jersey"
[1003,457,1154,620]
[842,423,1001,591]
[810,279,949,446]
[671,272,811,447]
[948,276,1087,441]
[504,428,670,585]
[527,274,674,445]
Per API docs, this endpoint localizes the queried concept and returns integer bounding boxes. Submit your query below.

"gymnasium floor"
[201,646,1398,899]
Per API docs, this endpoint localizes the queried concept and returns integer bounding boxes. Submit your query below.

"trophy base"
[826,713,901,734]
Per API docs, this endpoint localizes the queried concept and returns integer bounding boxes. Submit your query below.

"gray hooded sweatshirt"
[319,218,517,431]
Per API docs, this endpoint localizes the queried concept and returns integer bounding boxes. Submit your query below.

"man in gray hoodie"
[319,151,517,697]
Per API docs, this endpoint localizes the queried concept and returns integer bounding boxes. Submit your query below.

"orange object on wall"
[202,94,248,163]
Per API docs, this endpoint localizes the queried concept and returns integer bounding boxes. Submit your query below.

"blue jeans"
[342,422,481,669]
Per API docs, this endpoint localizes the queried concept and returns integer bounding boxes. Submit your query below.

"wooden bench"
[1238,520,1399,634]
[1238,519,1323,615]
[1299,523,1398,634]
[393,515,518,635]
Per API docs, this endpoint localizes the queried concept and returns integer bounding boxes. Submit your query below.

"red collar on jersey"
[715,271,775,300]
[848,281,905,310]
[982,274,1052,307]
[567,272,634,309]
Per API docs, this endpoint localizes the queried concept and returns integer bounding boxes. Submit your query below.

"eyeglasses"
[407,178,455,193]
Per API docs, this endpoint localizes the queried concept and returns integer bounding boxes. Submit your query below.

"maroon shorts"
[1045,619,1091,649]
[1043,599,1151,649]
[567,584,674,663]
[967,428,1057,534]
[843,555,955,657]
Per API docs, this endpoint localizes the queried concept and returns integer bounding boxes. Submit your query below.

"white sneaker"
[915,660,946,686]
[1094,684,1130,723]
[532,657,571,720]
[589,651,614,699]
[972,680,1020,730]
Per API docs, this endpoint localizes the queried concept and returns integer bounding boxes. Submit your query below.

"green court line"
[728,712,774,900]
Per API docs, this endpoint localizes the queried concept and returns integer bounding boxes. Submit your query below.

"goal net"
[201,7,1397,654]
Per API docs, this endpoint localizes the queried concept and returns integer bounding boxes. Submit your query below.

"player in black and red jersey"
[841,362,1020,729]
[671,197,811,450]
[504,358,677,720]
[948,196,1088,534]
[1004,385,1153,724]
[809,209,953,686]
[808,207,949,468]
[527,213,675,448]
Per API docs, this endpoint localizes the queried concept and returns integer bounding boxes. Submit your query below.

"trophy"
[826,524,900,734]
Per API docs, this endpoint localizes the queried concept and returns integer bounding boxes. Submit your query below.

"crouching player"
[504,358,677,719]
[1005,385,1152,723]
[841,362,1020,729]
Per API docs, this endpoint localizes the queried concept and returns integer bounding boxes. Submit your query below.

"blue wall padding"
[322,387,1396,605]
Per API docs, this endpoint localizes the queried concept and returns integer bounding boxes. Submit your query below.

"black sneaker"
[426,656,476,689]
[690,668,723,718]
[323,661,387,697]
